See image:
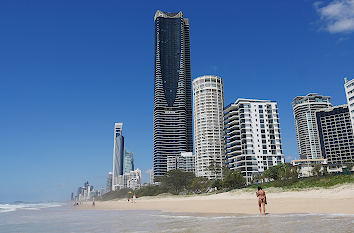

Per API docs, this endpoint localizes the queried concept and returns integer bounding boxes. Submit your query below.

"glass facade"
[153,11,193,181]
[123,150,134,174]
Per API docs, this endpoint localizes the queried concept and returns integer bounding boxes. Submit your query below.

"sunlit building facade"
[193,75,224,179]
[292,94,332,159]
[344,77,354,130]
[224,99,285,184]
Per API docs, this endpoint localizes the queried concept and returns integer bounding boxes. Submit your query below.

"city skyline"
[1,0,353,202]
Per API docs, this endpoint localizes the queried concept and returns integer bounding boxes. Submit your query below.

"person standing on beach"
[256,186,267,215]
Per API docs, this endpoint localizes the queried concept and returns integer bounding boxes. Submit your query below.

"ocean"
[0,203,353,232]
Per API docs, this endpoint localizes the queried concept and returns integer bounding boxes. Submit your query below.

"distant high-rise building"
[344,78,354,130]
[292,94,332,159]
[112,123,124,190]
[193,75,224,179]
[224,99,285,184]
[115,169,142,190]
[153,10,193,181]
[123,150,134,174]
[316,105,354,164]
[106,172,112,193]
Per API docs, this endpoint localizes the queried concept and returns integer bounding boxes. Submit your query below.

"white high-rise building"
[193,75,224,179]
[345,78,354,130]
[224,99,285,184]
[292,94,332,159]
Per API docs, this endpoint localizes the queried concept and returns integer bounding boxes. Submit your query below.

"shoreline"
[77,184,354,215]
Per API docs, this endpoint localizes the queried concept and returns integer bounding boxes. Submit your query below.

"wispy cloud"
[314,0,354,33]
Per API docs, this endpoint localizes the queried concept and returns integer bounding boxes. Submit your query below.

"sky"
[0,0,353,202]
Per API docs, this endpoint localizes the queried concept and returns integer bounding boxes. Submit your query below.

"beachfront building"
[315,105,354,165]
[166,152,195,173]
[123,150,134,174]
[291,158,327,177]
[180,152,195,173]
[112,123,124,190]
[115,169,142,190]
[224,99,285,184]
[193,75,224,179]
[153,10,193,181]
[344,77,354,130]
[106,172,113,193]
[292,94,332,159]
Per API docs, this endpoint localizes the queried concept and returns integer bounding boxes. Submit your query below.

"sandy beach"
[77,184,354,215]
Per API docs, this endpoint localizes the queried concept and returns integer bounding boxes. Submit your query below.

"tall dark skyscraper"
[153,10,193,181]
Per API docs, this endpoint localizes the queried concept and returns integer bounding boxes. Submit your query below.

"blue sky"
[0,0,353,202]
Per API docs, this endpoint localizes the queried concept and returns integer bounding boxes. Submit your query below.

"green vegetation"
[100,165,353,201]
[248,173,354,190]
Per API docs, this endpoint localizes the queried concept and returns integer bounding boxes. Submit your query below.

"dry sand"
[78,184,354,215]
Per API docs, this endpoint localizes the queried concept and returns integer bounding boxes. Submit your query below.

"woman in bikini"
[256,186,267,215]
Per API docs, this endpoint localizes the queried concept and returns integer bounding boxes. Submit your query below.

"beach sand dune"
[78,184,354,214]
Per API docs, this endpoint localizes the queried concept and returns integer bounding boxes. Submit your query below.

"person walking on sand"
[256,186,267,215]
[132,193,136,203]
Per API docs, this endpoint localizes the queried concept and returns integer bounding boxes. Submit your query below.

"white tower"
[292,94,332,159]
[344,78,354,131]
[193,75,224,179]
[224,99,285,184]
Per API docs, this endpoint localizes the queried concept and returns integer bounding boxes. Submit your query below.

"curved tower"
[292,94,332,159]
[153,10,193,181]
[193,75,224,179]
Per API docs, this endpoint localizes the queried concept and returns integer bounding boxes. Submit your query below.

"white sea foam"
[0,202,63,213]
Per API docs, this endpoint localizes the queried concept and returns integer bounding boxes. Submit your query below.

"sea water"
[0,203,353,233]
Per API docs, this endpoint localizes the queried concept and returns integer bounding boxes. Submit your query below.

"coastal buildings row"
[291,79,354,177]
[74,181,103,202]
[114,169,142,190]
[152,10,286,184]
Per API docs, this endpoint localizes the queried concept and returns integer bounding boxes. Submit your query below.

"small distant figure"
[132,193,136,203]
[256,186,267,215]
[92,198,95,207]
[128,197,130,203]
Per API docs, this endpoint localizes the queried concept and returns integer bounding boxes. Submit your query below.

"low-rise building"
[291,159,327,177]
[113,169,142,190]
[166,152,195,173]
